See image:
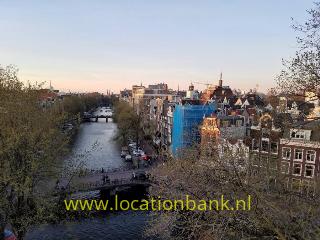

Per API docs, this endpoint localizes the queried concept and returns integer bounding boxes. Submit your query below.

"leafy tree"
[277,2,320,98]
[113,101,142,146]
[0,65,70,239]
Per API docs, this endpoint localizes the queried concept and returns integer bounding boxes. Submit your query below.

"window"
[282,147,291,160]
[252,139,259,151]
[293,163,302,176]
[222,120,229,127]
[306,150,316,162]
[261,139,269,152]
[294,149,303,161]
[270,142,278,154]
[291,130,305,139]
[281,161,290,174]
[236,119,242,127]
[305,165,315,178]
[262,128,270,138]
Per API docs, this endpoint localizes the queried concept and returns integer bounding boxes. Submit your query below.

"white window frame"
[294,149,303,161]
[304,164,315,178]
[292,163,302,176]
[291,130,305,139]
[306,150,316,163]
[222,120,229,127]
[236,119,242,127]
[282,147,291,160]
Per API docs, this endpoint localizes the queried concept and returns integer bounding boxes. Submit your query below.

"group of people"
[102,174,110,184]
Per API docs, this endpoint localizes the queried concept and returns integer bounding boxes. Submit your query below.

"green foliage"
[0,65,101,239]
[113,101,142,145]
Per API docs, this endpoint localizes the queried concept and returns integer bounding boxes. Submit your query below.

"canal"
[26,114,153,240]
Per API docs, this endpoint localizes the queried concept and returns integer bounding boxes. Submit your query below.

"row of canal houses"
[120,77,320,194]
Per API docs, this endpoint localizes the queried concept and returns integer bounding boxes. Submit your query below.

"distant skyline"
[0,0,315,93]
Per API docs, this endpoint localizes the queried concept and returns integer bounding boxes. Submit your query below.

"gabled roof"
[241,99,250,108]
[234,98,243,106]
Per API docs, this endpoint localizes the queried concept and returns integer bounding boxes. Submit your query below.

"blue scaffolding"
[171,103,217,156]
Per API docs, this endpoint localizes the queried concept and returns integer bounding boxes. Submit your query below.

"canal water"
[66,118,129,170]
[26,117,153,240]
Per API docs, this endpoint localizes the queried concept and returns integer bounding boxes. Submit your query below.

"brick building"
[247,113,320,194]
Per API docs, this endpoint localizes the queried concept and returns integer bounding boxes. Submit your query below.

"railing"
[64,178,150,194]
[75,166,133,178]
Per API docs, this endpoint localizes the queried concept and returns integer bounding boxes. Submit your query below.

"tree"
[277,2,320,98]
[147,141,320,240]
[0,65,69,239]
[113,101,143,146]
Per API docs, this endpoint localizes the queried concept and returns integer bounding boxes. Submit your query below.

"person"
[55,179,60,190]
[3,229,17,240]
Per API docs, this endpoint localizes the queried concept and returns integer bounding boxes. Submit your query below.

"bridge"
[82,107,113,122]
[57,168,151,195]
[65,179,150,195]
[82,115,113,123]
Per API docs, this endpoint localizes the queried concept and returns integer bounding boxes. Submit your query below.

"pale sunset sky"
[0,0,315,93]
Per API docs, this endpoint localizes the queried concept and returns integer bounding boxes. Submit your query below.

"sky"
[0,0,316,94]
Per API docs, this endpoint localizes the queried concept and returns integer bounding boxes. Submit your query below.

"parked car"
[133,149,144,156]
[125,154,132,161]
[128,142,137,148]
[140,154,151,161]
[121,150,128,158]
[129,145,142,151]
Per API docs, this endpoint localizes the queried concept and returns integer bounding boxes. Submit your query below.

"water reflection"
[26,211,152,240]
[68,118,128,170]
[26,117,152,240]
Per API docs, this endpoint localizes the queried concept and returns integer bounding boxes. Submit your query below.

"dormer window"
[290,130,305,139]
